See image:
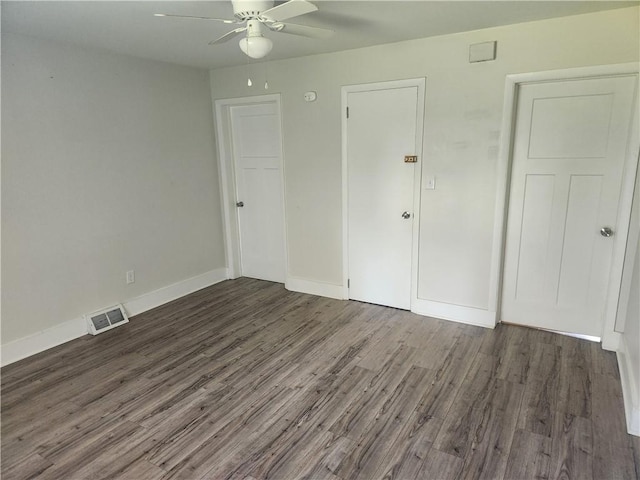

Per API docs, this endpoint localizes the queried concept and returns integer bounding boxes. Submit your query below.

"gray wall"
[2,33,226,343]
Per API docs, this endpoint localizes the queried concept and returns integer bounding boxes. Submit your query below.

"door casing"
[214,94,288,281]
[491,63,640,348]
[341,78,426,308]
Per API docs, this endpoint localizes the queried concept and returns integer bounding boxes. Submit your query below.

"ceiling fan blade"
[154,13,240,25]
[260,0,317,22]
[271,22,333,39]
[208,27,247,45]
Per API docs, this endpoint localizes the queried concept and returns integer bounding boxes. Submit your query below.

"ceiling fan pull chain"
[246,36,252,87]
[264,62,269,90]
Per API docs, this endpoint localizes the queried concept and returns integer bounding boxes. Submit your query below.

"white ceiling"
[2,1,637,69]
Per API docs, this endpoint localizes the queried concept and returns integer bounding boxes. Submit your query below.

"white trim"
[1,267,229,366]
[602,73,640,346]
[602,331,622,352]
[341,86,349,299]
[124,267,229,316]
[412,299,496,329]
[490,63,640,340]
[1,316,87,367]
[487,71,519,317]
[341,77,427,306]
[213,94,288,282]
[285,276,345,300]
[411,82,427,312]
[614,153,640,334]
[617,339,640,436]
[214,98,241,278]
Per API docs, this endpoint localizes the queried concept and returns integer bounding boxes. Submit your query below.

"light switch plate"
[425,176,436,190]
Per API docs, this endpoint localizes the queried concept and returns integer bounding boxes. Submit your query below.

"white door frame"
[615,163,640,334]
[341,78,426,306]
[489,62,640,348]
[214,94,288,280]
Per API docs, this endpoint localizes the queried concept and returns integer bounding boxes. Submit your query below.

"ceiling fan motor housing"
[232,0,274,20]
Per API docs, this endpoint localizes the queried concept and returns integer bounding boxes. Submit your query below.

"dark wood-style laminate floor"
[2,278,639,480]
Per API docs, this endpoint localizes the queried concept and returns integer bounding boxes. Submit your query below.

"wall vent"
[85,304,129,335]
[469,41,497,63]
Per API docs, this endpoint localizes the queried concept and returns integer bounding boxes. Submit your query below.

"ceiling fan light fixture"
[239,35,273,59]
[156,1,332,58]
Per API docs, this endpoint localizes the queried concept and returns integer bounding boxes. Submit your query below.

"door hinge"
[347,278,350,288]
[346,107,349,119]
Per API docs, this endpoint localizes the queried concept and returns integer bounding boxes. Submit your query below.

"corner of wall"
[602,331,622,352]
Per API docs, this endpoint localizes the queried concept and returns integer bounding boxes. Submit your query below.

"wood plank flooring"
[2,278,639,479]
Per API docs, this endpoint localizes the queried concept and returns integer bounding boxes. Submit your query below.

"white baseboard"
[124,268,229,316]
[617,339,640,436]
[283,278,494,329]
[1,317,87,367]
[411,298,497,329]
[285,276,345,300]
[602,330,622,352]
[1,267,229,367]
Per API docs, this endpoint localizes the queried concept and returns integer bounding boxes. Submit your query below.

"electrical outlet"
[126,270,135,284]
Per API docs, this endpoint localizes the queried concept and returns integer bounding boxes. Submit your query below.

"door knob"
[600,227,613,237]
[236,201,244,207]
[401,211,411,219]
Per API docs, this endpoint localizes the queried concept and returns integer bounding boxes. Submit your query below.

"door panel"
[515,174,555,302]
[230,103,285,283]
[502,76,637,336]
[347,86,420,310]
[557,175,602,306]
[528,94,613,158]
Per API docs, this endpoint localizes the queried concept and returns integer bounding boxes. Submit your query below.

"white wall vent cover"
[85,304,129,335]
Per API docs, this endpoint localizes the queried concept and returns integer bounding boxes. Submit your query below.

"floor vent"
[85,305,129,335]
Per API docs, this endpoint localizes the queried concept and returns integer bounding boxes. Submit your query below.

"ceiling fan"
[155,0,334,59]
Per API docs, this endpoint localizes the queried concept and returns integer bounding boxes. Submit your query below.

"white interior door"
[347,84,422,310]
[230,102,286,283]
[502,75,637,337]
